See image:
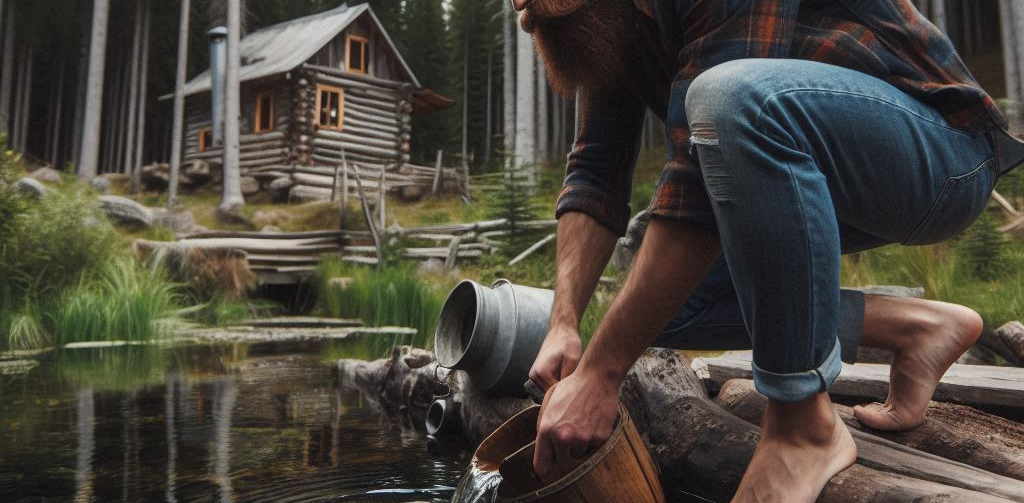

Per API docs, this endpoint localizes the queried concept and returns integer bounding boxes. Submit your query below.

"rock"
[240,176,260,196]
[183,160,211,186]
[98,195,153,229]
[612,210,652,272]
[29,167,63,184]
[978,321,1024,367]
[252,209,292,227]
[141,163,171,190]
[260,225,282,233]
[99,173,132,193]
[14,177,47,197]
[89,177,110,194]
[399,184,427,201]
[856,285,926,298]
[268,177,294,191]
[152,208,195,234]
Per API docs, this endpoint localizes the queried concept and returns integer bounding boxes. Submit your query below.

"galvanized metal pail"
[434,279,553,397]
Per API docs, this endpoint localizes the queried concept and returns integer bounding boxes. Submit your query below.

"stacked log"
[337,349,1024,503]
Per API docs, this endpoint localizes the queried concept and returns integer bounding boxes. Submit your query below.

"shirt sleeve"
[648,0,800,228]
[555,88,646,237]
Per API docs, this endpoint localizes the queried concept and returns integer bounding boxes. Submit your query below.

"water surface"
[0,343,468,503]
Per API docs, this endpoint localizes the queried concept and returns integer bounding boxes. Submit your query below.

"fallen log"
[714,379,1024,482]
[694,351,1024,412]
[977,321,1024,367]
[337,349,1022,503]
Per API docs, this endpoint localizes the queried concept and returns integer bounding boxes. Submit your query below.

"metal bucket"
[434,280,553,397]
[425,397,461,437]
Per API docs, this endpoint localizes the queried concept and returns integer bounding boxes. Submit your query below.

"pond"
[0,342,469,503]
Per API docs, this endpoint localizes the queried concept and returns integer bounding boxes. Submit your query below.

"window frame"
[254,91,275,133]
[345,34,370,74]
[315,83,345,132]
[199,126,213,152]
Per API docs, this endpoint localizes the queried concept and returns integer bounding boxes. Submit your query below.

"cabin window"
[346,35,370,74]
[316,84,344,131]
[199,127,213,152]
[255,92,274,133]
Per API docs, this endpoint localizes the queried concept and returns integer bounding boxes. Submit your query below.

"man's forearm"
[549,212,619,332]
[577,219,722,382]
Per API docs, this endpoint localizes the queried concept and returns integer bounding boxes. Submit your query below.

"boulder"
[399,184,427,202]
[15,177,47,198]
[89,177,110,194]
[152,208,195,234]
[29,167,63,184]
[268,177,294,191]
[98,195,153,229]
[240,176,260,196]
[183,160,211,186]
[140,163,171,190]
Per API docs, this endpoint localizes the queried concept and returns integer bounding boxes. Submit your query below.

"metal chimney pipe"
[208,26,228,145]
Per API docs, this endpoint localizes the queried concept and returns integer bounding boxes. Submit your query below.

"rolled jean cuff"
[752,339,843,403]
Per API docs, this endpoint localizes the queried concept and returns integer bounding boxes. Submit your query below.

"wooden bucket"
[474,405,665,503]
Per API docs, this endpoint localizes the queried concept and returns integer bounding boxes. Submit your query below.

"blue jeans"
[653,59,998,402]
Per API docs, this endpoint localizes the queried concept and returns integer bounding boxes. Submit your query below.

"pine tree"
[403,0,455,164]
[954,211,1009,282]
[448,0,504,172]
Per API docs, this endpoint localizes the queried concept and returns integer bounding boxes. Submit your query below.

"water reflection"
[1,345,468,503]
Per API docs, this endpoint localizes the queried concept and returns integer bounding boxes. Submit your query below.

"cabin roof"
[177,3,420,98]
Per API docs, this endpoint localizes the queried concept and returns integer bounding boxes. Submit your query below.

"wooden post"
[378,165,386,230]
[338,148,350,231]
[351,163,382,264]
[431,149,443,195]
[445,236,463,271]
[330,164,340,202]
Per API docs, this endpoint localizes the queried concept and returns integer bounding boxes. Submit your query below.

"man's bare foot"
[854,297,983,431]
[731,392,856,503]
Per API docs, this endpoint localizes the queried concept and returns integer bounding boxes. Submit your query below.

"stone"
[140,163,171,190]
[612,210,652,272]
[856,285,926,298]
[268,177,294,191]
[152,208,195,234]
[240,176,260,196]
[29,167,63,184]
[98,195,154,229]
[252,209,292,227]
[260,225,282,233]
[15,177,47,198]
[183,160,211,186]
[89,176,110,194]
[399,184,427,201]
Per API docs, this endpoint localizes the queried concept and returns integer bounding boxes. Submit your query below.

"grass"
[51,258,182,346]
[315,256,453,346]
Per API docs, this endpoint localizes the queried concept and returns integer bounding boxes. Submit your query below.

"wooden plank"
[234,317,364,329]
[181,230,343,240]
[992,190,1021,217]
[509,233,556,266]
[694,352,1024,409]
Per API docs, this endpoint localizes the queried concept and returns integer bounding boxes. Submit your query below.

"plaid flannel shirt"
[555,0,1008,236]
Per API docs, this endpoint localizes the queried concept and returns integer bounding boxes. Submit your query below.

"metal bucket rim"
[434,280,490,368]
[475,279,522,390]
[494,405,633,503]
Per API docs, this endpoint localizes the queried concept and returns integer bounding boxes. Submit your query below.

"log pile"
[337,348,1024,503]
[244,161,468,204]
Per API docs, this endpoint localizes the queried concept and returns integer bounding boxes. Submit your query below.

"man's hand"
[529,326,583,391]
[533,368,620,483]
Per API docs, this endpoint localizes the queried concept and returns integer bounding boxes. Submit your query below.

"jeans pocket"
[903,158,998,246]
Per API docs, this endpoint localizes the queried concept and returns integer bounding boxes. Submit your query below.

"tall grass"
[315,256,451,347]
[51,258,181,346]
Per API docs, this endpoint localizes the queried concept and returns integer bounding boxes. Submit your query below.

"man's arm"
[533,219,721,481]
[529,212,617,390]
[528,88,647,389]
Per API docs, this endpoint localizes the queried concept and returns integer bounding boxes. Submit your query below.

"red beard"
[522,0,641,97]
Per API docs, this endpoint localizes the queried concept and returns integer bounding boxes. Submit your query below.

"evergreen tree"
[403,0,455,164]
[955,211,1009,282]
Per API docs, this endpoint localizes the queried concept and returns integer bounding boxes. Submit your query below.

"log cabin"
[167,3,453,192]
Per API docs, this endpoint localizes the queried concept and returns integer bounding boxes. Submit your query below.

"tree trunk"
[133,0,152,190]
[218,0,245,216]
[11,48,23,151]
[0,0,13,141]
[1001,0,1024,134]
[168,0,191,206]
[49,62,65,167]
[338,349,1024,503]
[461,34,469,169]
[536,60,549,164]
[72,0,89,168]
[78,0,110,180]
[123,0,144,181]
[484,43,493,166]
[514,20,536,175]
[502,1,516,165]
[17,47,31,154]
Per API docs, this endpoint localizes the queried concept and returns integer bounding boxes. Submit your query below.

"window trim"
[345,34,370,74]
[316,83,345,132]
[199,126,213,152]
[254,91,275,133]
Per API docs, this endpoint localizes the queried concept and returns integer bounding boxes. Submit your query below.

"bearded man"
[516,0,1024,502]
